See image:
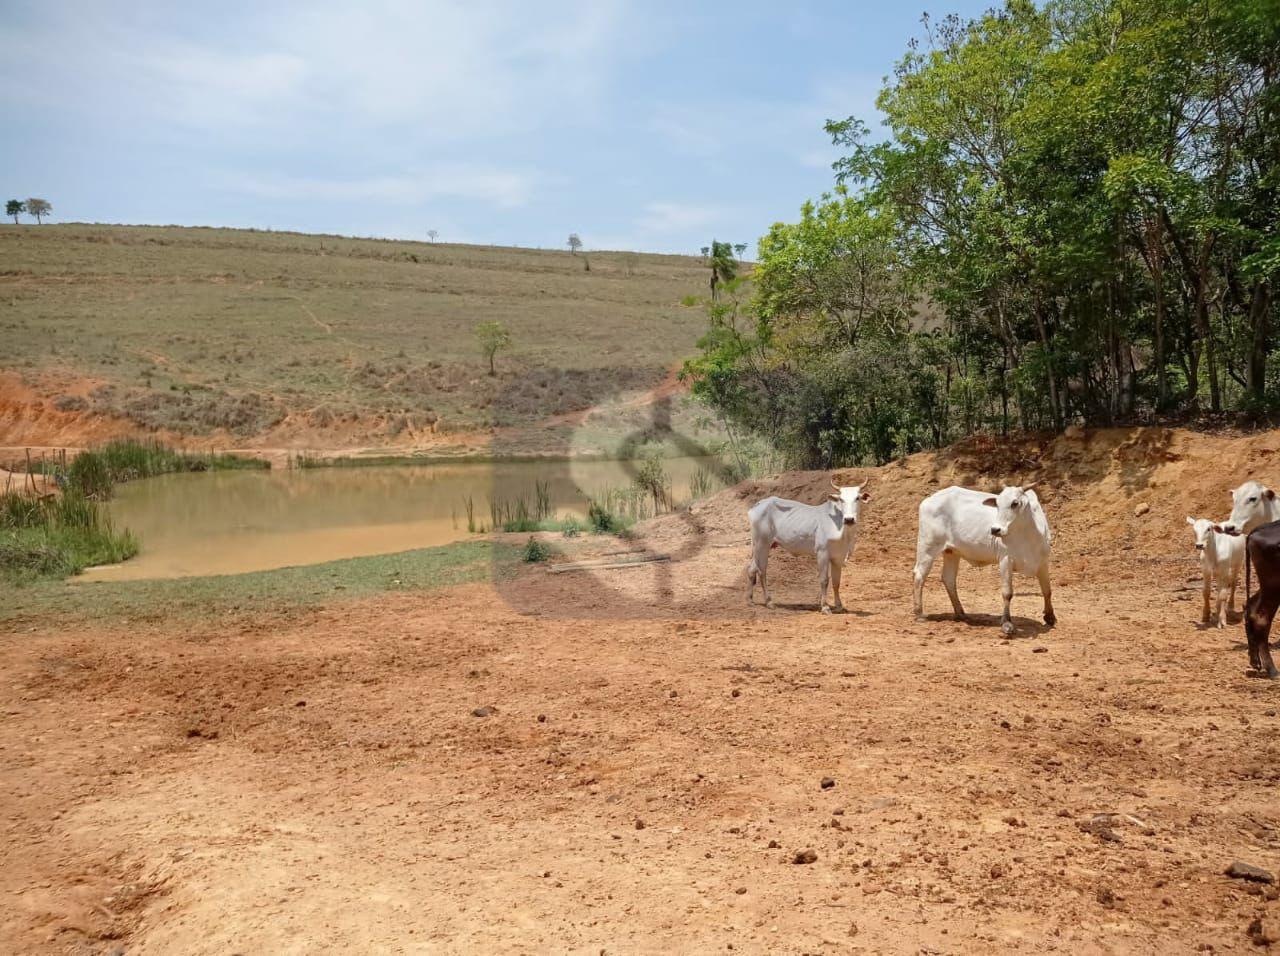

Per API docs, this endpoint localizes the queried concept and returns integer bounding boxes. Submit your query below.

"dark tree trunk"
[1033,298,1063,429]
[1248,280,1273,406]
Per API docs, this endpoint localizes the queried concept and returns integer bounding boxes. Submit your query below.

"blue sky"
[1,1,991,254]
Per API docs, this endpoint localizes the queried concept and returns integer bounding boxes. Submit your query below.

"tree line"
[685,0,1279,468]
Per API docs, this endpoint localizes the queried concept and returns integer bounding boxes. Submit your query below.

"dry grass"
[0,224,713,445]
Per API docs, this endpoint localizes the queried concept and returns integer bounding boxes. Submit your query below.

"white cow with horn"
[912,483,1055,636]
[746,476,871,614]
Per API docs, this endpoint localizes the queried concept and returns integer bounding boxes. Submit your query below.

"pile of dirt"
[673,425,1270,560]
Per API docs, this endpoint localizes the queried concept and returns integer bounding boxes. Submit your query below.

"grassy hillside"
[0,224,716,454]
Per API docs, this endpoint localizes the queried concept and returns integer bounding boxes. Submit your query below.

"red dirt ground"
[6,427,1280,953]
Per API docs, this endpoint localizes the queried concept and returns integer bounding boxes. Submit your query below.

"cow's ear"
[982,497,998,508]
[1186,516,1195,525]
[1267,489,1276,501]
[829,493,841,501]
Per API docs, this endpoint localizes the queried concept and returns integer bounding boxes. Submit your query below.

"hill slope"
[0,224,715,454]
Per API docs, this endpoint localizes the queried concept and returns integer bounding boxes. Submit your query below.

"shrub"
[588,500,618,533]
[522,536,550,563]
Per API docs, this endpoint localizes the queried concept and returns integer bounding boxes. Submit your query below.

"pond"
[81,456,728,581]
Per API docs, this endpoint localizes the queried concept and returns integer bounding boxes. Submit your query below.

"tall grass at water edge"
[0,487,138,581]
[5,438,262,580]
[27,439,266,499]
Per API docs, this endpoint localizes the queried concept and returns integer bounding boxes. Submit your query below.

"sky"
[0,0,992,254]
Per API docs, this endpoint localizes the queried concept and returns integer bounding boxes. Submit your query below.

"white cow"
[746,477,870,614]
[912,484,1055,636]
[1219,479,1280,537]
[1186,516,1245,628]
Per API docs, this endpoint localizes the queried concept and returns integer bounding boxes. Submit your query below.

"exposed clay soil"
[7,427,1280,953]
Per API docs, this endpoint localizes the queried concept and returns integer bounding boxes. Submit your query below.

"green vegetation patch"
[0,489,138,583]
[1,539,516,628]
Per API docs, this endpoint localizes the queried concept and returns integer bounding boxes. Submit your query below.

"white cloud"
[1,0,629,138]
[636,201,723,234]
[229,164,535,208]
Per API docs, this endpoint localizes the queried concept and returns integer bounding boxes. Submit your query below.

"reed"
[0,487,138,581]
[57,439,267,499]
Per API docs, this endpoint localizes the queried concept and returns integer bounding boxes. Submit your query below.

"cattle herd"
[747,476,1280,678]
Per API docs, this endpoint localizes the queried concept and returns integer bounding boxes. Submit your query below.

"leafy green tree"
[685,0,1280,468]
[25,198,50,223]
[6,200,24,224]
[475,320,512,376]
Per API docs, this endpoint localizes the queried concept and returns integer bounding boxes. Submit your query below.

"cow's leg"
[748,537,772,607]
[830,559,844,613]
[999,556,1015,636]
[1216,582,1228,629]
[1201,572,1212,625]
[940,550,965,620]
[817,552,832,614]
[1037,563,1056,627]
[912,543,938,619]
[1229,571,1239,621]
[1246,590,1280,678]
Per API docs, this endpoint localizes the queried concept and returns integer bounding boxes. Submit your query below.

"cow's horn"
[831,476,841,490]
[1021,481,1038,492]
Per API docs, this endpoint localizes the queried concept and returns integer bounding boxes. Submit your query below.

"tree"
[700,246,710,259]
[567,233,583,255]
[684,0,1280,467]
[25,198,50,224]
[6,200,24,224]
[475,320,512,376]
[733,242,748,260]
[427,229,438,243]
[707,239,738,300]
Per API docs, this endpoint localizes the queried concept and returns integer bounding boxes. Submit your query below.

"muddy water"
[83,456,726,581]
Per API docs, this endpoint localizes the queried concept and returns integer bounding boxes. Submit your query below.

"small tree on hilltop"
[475,320,512,376]
[567,233,590,271]
[427,229,438,243]
[733,242,747,260]
[6,200,24,224]
[26,198,51,223]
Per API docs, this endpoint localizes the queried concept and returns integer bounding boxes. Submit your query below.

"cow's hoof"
[820,606,833,615]
[833,605,846,615]
[1001,621,1016,637]
[1044,612,1057,627]
[764,599,774,609]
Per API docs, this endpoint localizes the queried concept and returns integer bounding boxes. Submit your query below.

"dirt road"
[5,427,1280,953]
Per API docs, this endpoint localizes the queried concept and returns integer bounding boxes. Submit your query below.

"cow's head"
[829,476,871,528]
[1186,516,1215,552]
[1219,480,1275,536]
[982,483,1037,539]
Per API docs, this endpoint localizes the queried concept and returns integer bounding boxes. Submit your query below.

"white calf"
[1186,517,1245,628]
